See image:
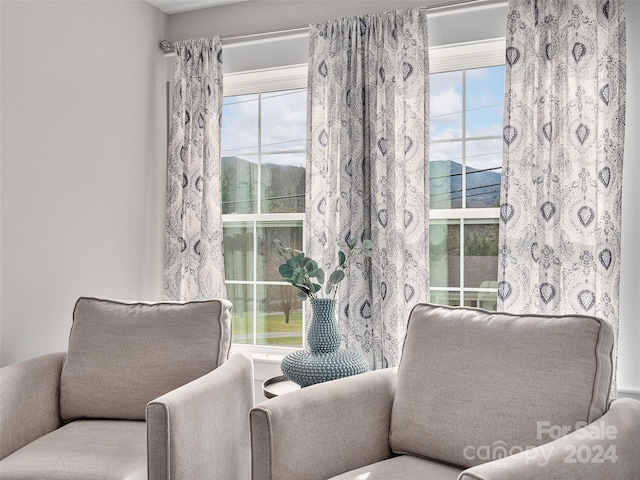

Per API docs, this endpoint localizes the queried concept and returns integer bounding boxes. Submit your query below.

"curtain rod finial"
[159,40,174,54]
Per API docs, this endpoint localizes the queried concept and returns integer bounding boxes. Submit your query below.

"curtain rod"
[159,0,505,54]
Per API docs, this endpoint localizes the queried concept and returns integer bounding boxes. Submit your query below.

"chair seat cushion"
[60,297,232,421]
[0,420,147,480]
[328,455,463,480]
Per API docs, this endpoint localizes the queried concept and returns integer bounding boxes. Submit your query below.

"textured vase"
[307,298,341,353]
[281,298,369,387]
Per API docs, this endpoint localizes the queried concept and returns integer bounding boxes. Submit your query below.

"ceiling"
[145,0,248,14]
[146,0,518,16]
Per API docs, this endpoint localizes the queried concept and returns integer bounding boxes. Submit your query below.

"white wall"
[617,0,640,396]
[169,0,640,400]
[0,0,168,365]
[168,0,507,48]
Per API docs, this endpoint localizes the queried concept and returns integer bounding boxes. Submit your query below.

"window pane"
[256,221,304,282]
[430,220,460,288]
[226,284,253,345]
[261,153,305,213]
[430,71,463,140]
[466,66,505,138]
[221,155,258,214]
[261,89,306,152]
[464,290,498,311]
[465,139,502,208]
[430,290,461,307]
[464,220,499,288]
[430,142,462,209]
[256,284,304,347]
[223,222,254,281]
[222,94,259,153]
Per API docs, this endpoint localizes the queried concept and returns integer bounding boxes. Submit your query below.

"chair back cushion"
[60,297,232,421]
[389,303,613,468]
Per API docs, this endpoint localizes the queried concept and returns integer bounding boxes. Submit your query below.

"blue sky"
[221,64,506,174]
[221,89,306,167]
[430,65,505,172]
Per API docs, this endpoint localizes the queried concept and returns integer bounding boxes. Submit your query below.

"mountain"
[222,156,501,212]
[430,160,501,208]
[221,156,305,214]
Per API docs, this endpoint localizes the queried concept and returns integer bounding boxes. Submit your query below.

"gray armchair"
[251,303,640,479]
[0,297,254,479]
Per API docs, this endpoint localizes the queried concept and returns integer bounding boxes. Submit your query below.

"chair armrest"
[459,398,640,480]
[251,368,397,480]
[0,352,65,460]
[147,351,254,480]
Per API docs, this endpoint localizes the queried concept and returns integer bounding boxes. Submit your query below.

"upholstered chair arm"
[0,352,66,460]
[146,352,254,480]
[459,398,640,480]
[250,368,397,480]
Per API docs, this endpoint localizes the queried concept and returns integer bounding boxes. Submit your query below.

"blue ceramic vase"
[307,298,341,353]
[281,298,369,387]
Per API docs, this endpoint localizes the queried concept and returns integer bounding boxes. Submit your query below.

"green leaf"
[338,251,346,267]
[292,268,306,285]
[304,259,318,272]
[315,268,325,284]
[279,264,294,279]
[362,239,374,249]
[311,283,322,293]
[328,269,345,285]
[348,238,357,249]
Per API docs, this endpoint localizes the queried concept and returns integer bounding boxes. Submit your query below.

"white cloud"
[430,142,462,163]
[432,127,462,141]
[431,85,462,118]
[466,139,502,170]
[261,90,306,150]
[222,89,306,154]
[222,95,259,153]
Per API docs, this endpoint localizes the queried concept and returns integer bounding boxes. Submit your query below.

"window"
[428,40,505,309]
[221,42,505,348]
[221,67,307,349]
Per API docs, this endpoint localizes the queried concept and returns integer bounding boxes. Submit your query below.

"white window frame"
[223,65,308,357]
[225,40,506,355]
[428,37,505,306]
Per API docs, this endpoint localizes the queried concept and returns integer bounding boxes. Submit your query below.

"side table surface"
[262,375,301,399]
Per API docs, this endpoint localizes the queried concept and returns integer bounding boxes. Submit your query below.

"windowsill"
[230,344,295,364]
[251,352,287,364]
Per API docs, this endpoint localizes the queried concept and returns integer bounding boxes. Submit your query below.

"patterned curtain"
[307,8,430,369]
[164,38,226,301]
[498,1,626,393]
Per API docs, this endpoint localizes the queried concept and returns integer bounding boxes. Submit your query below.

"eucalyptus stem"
[274,238,373,301]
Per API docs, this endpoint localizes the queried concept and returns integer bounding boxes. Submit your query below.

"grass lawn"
[232,311,304,347]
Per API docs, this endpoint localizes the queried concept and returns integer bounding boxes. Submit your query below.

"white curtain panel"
[498,1,626,393]
[307,8,430,369]
[164,38,226,301]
